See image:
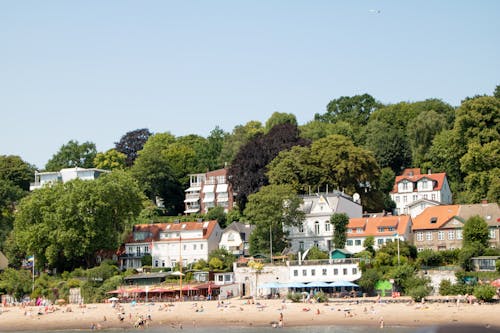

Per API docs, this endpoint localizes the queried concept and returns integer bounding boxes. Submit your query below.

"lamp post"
[179,235,183,300]
[270,224,273,263]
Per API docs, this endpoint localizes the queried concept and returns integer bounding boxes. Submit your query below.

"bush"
[406,285,431,302]
[473,284,497,302]
[314,291,328,303]
[439,279,453,296]
[287,292,302,303]
[67,278,81,288]
[417,249,442,267]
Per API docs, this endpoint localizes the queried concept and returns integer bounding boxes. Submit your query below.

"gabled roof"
[457,203,500,227]
[412,205,460,230]
[125,220,219,243]
[407,198,442,208]
[391,168,447,193]
[347,215,411,237]
[223,222,254,237]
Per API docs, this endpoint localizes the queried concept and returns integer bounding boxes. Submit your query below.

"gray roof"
[223,222,254,239]
[458,203,500,227]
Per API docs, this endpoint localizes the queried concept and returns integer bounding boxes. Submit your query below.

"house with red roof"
[345,214,412,253]
[120,220,222,270]
[390,168,452,216]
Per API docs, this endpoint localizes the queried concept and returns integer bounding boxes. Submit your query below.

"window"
[311,269,316,276]
[218,275,224,282]
[346,239,353,246]
[227,233,235,241]
[161,260,165,267]
[388,227,394,231]
[403,182,408,190]
[356,228,363,233]
[423,194,428,199]
[426,232,433,241]
[456,230,463,240]
[299,241,304,251]
[154,260,159,267]
[314,221,320,235]
[299,224,304,233]
[417,248,424,252]
[378,227,384,232]
[489,229,496,239]
[193,244,197,250]
[422,179,428,189]
[136,247,141,255]
[395,196,400,203]
[431,193,436,201]
[322,269,327,276]
[347,228,353,233]
[352,268,357,275]
[325,223,331,232]
[183,244,187,251]
[403,195,407,203]
[448,231,455,240]
[293,270,298,277]
[302,270,307,276]
[333,268,338,275]
[145,246,149,253]
[385,239,392,243]
[438,231,444,240]
[413,194,418,201]
[377,238,384,245]
[200,244,204,250]
[416,232,423,241]
[343,268,348,275]
[355,239,361,246]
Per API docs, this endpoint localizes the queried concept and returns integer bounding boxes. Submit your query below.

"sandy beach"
[0,297,499,331]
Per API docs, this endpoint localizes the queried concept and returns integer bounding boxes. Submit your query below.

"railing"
[236,258,365,268]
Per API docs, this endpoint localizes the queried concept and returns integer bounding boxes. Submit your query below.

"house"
[151,220,222,269]
[219,222,254,257]
[286,192,363,253]
[30,167,110,190]
[390,168,452,216]
[457,202,500,248]
[407,198,442,218]
[184,168,235,214]
[119,224,162,270]
[412,205,461,252]
[470,256,500,271]
[345,214,412,253]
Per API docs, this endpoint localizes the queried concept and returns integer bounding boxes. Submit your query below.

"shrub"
[287,292,302,303]
[473,284,496,302]
[315,291,328,303]
[417,249,442,267]
[406,285,431,302]
[439,279,453,296]
[67,278,81,288]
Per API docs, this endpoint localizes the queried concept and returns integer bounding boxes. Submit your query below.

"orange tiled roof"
[347,215,411,237]
[412,205,460,230]
[126,220,218,243]
[391,168,447,193]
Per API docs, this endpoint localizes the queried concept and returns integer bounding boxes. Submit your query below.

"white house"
[345,214,413,253]
[151,220,222,269]
[30,167,110,191]
[390,168,452,216]
[219,222,254,257]
[407,198,442,218]
[286,192,363,253]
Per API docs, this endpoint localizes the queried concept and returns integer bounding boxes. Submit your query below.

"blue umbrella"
[259,282,282,288]
[329,281,359,288]
[305,281,331,288]
[284,282,308,288]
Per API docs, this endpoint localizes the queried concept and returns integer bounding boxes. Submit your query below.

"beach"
[0,297,499,331]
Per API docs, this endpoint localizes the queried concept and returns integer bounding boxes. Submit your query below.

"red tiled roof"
[412,205,460,230]
[391,168,447,193]
[347,215,411,237]
[125,220,218,243]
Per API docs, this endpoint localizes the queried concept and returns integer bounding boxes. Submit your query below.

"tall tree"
[93,149,126,170]
[115,128,152,167]
[299,120,355,142]
[219,121,264,165]
[0,155,35,191]
[331,213,349,249]
[244,184,304,255]
[462,215,490,250]
[265,112,298,132]
[228,123,310,211]
[13,171,144,271]
[45,140,97,171]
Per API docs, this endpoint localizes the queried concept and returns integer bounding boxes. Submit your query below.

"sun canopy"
[259,282,282,288]
[329,281,359,288]
[306,281,331,288]
[284,282,308,288]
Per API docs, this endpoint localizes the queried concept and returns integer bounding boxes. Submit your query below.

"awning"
[217,196,229,202]
[184,197,199,203]
[216,183,228,193]
[202,185,215,193]
[306,281,331,288]
[329,281,359,288]
[184,208,200,214]
[202,194,215,203]
[185,186,201,192]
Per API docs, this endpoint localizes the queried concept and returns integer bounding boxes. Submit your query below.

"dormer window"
[430,217,437,224]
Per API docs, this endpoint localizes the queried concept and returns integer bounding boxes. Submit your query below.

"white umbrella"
[108,297,119,301]
[170,271,185,277]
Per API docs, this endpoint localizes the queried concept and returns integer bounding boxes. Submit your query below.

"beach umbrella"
[55,299,66,305]
[306,281,331,288]
[259,282,282,288]
[108,297,119,301]
[284,282,308,288]
[149,287,171,293]
[170,271,185,277]
[329,281,359,288]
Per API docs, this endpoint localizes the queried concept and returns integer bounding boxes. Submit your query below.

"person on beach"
[279,312,284,327]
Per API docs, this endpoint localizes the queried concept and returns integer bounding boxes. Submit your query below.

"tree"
[315,94,382,128]
[45,140,97,171]
[331,213,349,249]
[299,120,355,142]
[219,121,264,165]
[265,112,298,132]
[0,155,35,191]
[228,123,309,211]
[305,247,329,259]
[0,268,32,300]
[206,207,227,229]
[244,184,304,255]
[13,171,144,271]
[363,236,375,255]
[454,96,499,146]
[115,128,152,167]
[93,149,126,170]
[208,248,236,272]
[462,215,489,249]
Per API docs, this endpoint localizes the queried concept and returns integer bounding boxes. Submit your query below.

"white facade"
[407,199,441,218]
[30,167,109,190]
[219,222,254,257]
[286,192,362,253]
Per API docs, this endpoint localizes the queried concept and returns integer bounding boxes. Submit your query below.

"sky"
[1,1,499,169]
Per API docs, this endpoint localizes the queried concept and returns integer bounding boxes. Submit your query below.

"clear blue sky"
[1,1,499,169]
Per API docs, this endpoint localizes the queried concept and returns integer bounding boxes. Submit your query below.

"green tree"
[462,216,489,249]
[363,236,375,255]
[265,112,298,132]
[219,121,264,165]
[357,268,380,295]
[114,128,152,167]
[206,207,227,229]
[13,171,144,271]
[45,140,97,171]
[331,213,349,249]
[0,155,35,190]
[208,248,236,272]
[299,120,355,142]
[93,149,126,170]
[0,268,32,300]
[244,184,304,255]
[305,246,329,259]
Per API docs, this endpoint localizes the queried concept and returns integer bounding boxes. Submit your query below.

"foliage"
[314,291,328,303]
[93,149,126,170]
[193,259,209,271]
[0,155,35,191]
[0,268,32,300]
[247,260,264,272]
[208,248,236,272]
[473,284,496,302]
[331,213,349,249]
[208,257,224,271]
[219,121,264,166]
[406,284,431,302]
[357,268,380,295]
[206,207,227,229]
[45,140,97,171]
[228,123,310,211]
[226,209,242,225]
[458,243,483,271]
[13,171,144,271]
[363,236,375,255]
[462,216,490,249]
[244,184,304,255]
[141,254,152,266]
[287,292,302,303]
[305,246,329,260]
[114,128,152,167]
[299,120,355,142]
[265,112,298,132]
[417,249,443,267]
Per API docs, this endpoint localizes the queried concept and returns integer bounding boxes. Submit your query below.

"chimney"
[481,199,488,205]
[428,169,432,175]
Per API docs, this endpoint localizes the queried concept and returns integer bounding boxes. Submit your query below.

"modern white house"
[30,167,110,190]
[219,222,254,257]
[286,192,363,253]
[345,214,413,253]
[390,168,452,216]
[120,221,222,270]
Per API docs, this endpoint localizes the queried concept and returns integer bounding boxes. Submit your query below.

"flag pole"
[32,255,35,292]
